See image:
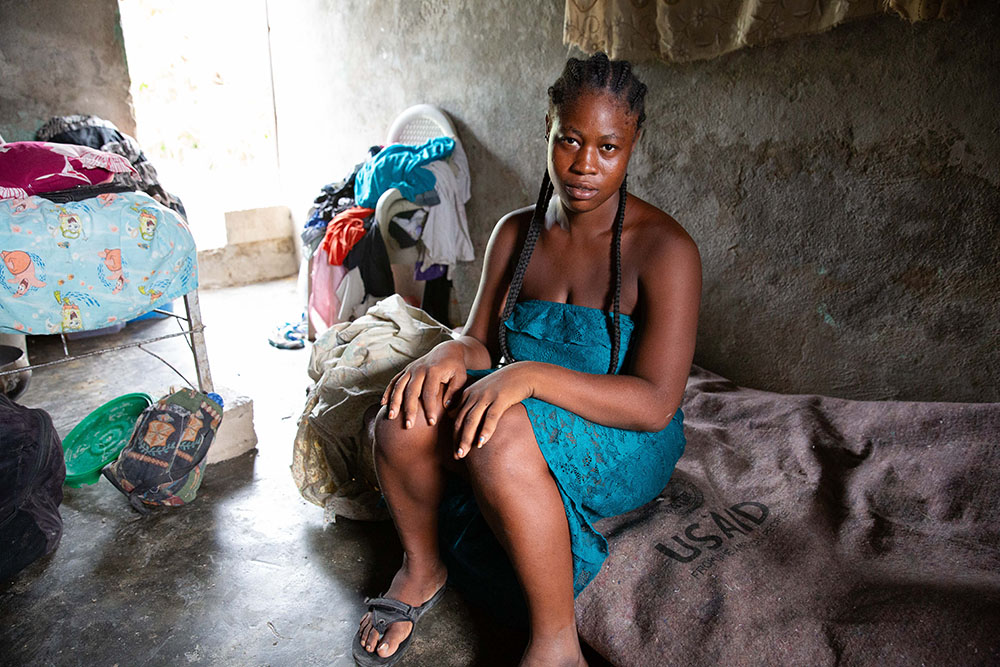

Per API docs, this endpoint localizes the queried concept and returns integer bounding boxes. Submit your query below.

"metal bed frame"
[0,290,214,394]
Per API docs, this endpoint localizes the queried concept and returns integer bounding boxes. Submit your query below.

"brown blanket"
[578,365,1000,666]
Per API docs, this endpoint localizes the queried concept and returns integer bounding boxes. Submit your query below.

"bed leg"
[183,291,214,393]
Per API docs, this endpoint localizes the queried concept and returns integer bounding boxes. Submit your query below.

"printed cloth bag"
[0,190,198,335]
[103,388,223,512]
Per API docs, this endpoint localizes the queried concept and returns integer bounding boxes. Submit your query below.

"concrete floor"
[0,278,574,666]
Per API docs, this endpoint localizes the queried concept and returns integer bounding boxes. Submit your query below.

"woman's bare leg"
[464,405,587,667]
[360,402,585,666]
[358,404,450,659]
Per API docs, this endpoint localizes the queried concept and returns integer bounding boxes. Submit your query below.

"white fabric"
[334,267,378,322]
[291,295,455,521]
[420,158,474,269]
[449,138,471,203]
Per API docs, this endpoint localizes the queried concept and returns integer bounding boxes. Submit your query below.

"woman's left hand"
[451,363,534,459]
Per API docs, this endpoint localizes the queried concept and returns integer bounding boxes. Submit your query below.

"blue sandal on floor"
[352,585,447,666]
[267,314,306,350]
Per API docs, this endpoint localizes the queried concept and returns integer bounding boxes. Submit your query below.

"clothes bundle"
[353,137,455,208]
[301,145,382,256]
[420,158,473,268]
[0,141,137,199]
[0,139,198,334]
[319,207,373,266]
[35,115,186,219]
[305,132,472,332]
[387,208,426,249]
[309,206,393,324]
[0,394,64,582]
[344,218,393,299]
[292,294,454,522]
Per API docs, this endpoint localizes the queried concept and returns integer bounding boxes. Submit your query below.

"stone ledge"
[197,237,297,289]
[206,385,258,465]
[224,206,294,245]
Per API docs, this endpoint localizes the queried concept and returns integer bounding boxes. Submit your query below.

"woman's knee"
[373,404,438,464]
[464,406,546,484]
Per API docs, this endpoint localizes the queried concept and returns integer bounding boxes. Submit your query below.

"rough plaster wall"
[215,4,1000,401]
[0,0,135,141]
[633,9,1000,403]
[267,1,561,316]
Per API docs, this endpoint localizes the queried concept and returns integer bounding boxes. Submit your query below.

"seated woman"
[354,53,701,667]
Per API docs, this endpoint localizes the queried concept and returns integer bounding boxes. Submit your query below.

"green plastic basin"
[62,393,152,487]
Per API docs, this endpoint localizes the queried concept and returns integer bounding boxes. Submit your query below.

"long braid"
[498,171,553,365]
[502,51,644,372]
[608,176,627,374]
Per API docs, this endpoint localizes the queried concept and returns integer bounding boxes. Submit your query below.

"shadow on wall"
[447,115,534,320]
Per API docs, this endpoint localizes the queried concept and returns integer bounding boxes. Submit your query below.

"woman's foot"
[358,558,448,660]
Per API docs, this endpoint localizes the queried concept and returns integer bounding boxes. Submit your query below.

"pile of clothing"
[303,135,472,329]
[34,115,186,219]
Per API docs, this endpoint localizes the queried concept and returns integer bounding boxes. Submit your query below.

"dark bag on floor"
[102,388,223,513]
[0,395,66,581]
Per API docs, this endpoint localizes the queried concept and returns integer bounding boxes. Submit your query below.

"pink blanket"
[0,141,136,199]
[578,365,1000,666]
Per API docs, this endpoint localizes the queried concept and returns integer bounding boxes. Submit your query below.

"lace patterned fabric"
[452,299,685,597]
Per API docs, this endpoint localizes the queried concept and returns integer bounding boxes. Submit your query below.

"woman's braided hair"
[498,53,646,375]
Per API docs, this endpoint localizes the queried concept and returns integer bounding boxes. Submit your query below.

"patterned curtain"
[564,0,970,63]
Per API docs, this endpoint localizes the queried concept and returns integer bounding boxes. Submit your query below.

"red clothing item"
[320,206,374,265]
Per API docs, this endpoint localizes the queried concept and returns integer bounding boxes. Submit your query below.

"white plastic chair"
[385,104,457,145]
[375,105,458,226]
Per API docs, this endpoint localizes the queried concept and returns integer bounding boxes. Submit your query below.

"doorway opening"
[117,0,281,251]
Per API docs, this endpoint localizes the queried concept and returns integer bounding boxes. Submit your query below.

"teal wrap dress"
[439,299,685,618]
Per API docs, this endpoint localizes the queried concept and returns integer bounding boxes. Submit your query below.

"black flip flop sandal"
[352,585,447,666]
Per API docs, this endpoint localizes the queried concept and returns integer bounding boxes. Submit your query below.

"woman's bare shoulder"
[628,195,700,268]
[486,206,534,256]
[496,205,534,234]
[478,206,534,275]
[628,196,701,333]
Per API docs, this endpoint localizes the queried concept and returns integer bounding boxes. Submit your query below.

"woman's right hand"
[381,340,469,429]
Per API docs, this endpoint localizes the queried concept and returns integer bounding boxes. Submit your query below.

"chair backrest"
[385,105,456,145]
[375,104,462,246]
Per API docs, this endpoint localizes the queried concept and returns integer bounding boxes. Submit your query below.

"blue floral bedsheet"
[0,191,198,334]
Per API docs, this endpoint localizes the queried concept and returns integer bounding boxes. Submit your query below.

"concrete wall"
[0,0,135,141]
[1,1,996,402]
[268,1,999,403]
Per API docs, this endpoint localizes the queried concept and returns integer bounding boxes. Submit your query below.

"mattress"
[577,365,1000,666]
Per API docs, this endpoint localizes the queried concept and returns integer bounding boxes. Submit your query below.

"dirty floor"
[0,277,590,666]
